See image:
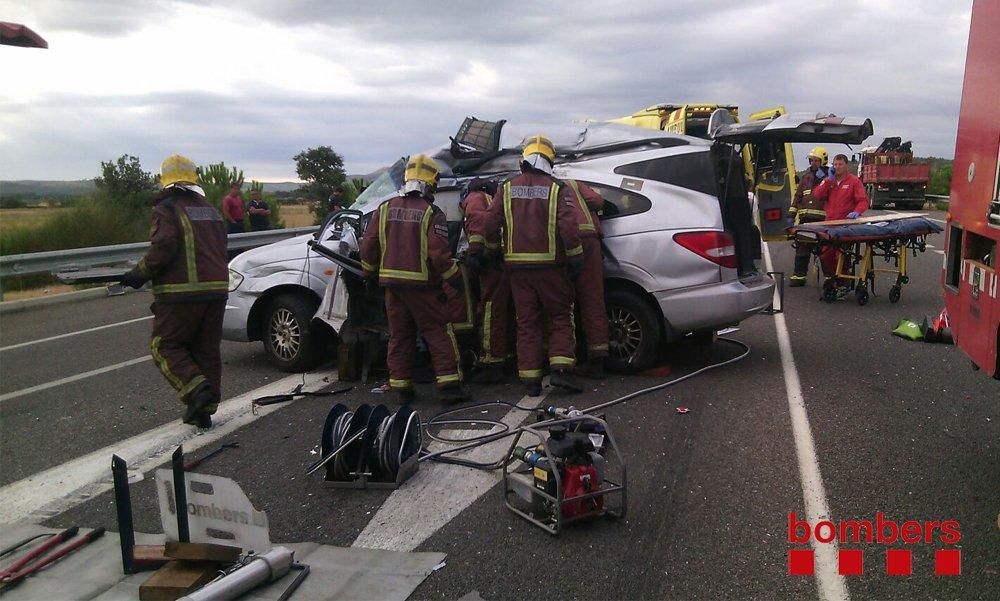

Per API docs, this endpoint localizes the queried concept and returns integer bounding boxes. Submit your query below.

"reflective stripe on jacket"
[565,179,604,238]
[790,168,828,220]
[485,172,582,268]
[132,190,229,301]
[462,190,501,256]
[360,194,459,286]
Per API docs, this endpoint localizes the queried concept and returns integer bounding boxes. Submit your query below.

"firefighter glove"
[119,271,146,289]
[567,258,584,280]
[464,253,486,274]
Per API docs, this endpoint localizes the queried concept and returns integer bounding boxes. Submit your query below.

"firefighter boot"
[550,369,584,393]
[789,256,809,287]
[438,383,470,404]
[470,364,505,384]
[183,382,214,429]
[525,380,543,397]
[577,357,606,380]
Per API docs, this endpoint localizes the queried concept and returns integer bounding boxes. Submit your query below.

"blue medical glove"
[847,211,860,219]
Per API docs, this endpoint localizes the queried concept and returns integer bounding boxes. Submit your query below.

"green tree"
[293,146,346,222]
[93,154,158,211]
[927,163,953,196]
[197,162,244,213]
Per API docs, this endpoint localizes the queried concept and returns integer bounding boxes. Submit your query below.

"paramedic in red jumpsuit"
[813,153,871,286]
[484,135,585,396]
[360,154,468,403]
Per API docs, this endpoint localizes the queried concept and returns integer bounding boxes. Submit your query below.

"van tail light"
[764,208,782,221]
[673,230,738,269]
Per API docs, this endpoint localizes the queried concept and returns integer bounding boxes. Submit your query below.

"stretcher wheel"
[888,285,902,303]
[855,285,869,306]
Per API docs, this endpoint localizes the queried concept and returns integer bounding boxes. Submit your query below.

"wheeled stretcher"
[787,213,942,305]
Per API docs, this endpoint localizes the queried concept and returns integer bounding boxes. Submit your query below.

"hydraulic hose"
[420,337,751,470]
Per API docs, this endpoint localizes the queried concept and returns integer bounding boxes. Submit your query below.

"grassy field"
[0,207,73,232]
[281,204,316,228]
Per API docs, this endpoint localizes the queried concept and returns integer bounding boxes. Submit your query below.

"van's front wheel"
[605,290,661,372]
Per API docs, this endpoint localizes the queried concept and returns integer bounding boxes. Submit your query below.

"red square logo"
[935,549,961,576]
[838,549,864,576]
[886,549,912,576]
[788,549,815,576]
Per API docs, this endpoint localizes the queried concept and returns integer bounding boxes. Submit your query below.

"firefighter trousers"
[509,268,576,382]
[150,299,225,415]
[385,286,461,390]
[477,266,512,364]
[574,237,609,357]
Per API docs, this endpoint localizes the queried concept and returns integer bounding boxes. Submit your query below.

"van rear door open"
[711,110,874,241]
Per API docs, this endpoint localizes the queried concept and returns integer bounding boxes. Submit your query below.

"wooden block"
[165,541,241,563]
[139,560,219,601]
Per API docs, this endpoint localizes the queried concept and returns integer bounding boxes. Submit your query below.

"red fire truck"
[858,137,931,210]
[942,0,1000,379]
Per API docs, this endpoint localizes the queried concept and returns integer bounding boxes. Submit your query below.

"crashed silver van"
[226,112,873,372]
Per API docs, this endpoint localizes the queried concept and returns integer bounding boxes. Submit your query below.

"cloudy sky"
[0,0,973,182]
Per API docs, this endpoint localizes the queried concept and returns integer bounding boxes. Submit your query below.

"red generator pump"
[503,412,627,535]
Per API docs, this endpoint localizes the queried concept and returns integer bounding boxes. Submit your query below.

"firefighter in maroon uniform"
[360,154,468,403]
[463,177,511,383]
[484,135,585,396]
[813,153,871,294]
[119,154,229,429]
[565,179,609,378]
[787,147,831,287]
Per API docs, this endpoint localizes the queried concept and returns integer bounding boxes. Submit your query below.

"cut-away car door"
[710,108,874,241]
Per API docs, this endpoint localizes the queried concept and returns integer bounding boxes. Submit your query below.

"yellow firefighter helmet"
[160,154,199,189]
[404,154,441,186]
[808,146,828,165]
[522,134,556,164]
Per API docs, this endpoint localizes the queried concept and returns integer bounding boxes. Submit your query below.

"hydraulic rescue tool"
[503,409,626,535]
[305,403,422,489]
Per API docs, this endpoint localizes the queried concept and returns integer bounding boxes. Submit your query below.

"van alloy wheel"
[608,306,642,363]
[268,307,301,361]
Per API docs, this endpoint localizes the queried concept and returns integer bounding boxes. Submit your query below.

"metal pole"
[171,446,190,543]
[178,547,294,601]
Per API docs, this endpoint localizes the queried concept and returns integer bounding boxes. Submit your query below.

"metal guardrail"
[926,194,949,206]
[0,226,317,280]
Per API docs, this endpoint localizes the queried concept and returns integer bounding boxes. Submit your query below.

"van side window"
[613,153,717,197]
[577,182,651,219]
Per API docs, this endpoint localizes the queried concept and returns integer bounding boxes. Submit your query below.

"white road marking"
[352,386,551,552]
[0,370,336,526]
[764,244,849,601]
[0,316,153,353]
[887,209,945,224]
[0,356,153,405]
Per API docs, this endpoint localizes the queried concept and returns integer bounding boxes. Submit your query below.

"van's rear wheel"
[605,290,661,372]
[263,293,323,372]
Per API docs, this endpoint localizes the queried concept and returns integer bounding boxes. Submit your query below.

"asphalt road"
[0,209,996,600]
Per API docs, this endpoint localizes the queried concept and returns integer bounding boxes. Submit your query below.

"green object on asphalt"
[892,319,924,341]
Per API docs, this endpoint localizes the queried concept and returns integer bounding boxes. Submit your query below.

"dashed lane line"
[0,356,153,405]
[352,385,552,552]
[0,316,153,353]
[0,370,336,526]
[764,243,850,601]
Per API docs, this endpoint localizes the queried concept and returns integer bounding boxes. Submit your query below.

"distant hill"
[0,177,375,199]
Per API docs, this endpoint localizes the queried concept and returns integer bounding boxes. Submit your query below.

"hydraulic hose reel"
[306,403,421,489]
[502,411,627,535]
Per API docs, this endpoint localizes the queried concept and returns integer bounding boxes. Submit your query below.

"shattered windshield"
[352,159,406,212]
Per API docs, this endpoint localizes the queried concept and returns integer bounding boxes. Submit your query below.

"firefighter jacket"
[360,193,460,287]
[128,189,228,302]
[813,173,870,221]
[485,172,583,268]
[565,179,605,238]
[462,190,502,257]
[790,168,828,222]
